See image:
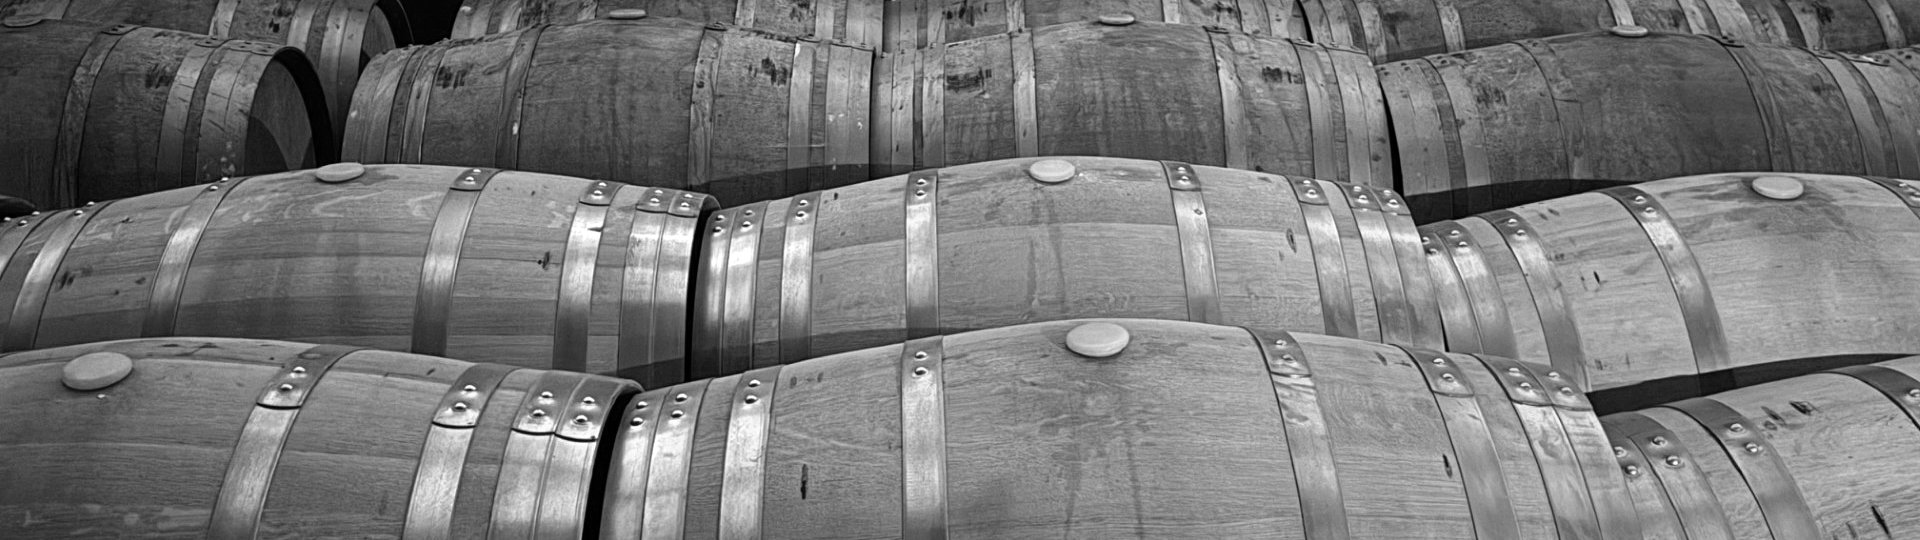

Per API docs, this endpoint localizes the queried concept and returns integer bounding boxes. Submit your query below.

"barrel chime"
[3,0,1919,537]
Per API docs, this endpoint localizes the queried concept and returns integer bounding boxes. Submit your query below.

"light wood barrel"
[0,0,413,142]
[1382,30,1920,221]
[1602,354,1920,539]
[608,319,1644,539]
[1419,172,1920,395]
[691,156,1441,380]
[451,0,880,49]
[0,337,637,538]
[0,163,714,385]
[345,17,873,206]
[874,20,1393,188]
[0,19,332,208]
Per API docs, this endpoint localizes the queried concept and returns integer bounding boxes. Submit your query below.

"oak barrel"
[1602,354,1920,539]
[1419,172,1920,394]
[1381,29,1920,221]
[873,21,1393,188]
[610,318,1643,538]
[691,156,1439,379]
[0,19,333,208]
[451,0,880,49]
[0,0,413,141]
[0,337,638,538]
[345,17,872,205]
[0,163,714,385]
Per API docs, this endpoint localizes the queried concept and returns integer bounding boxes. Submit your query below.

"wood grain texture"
[0,164,713,384]
[451,0,881,48]
[875,22,1391,189]
[346,18,872,206]
[691,156,1441,379]
[0,19,330,208]
[0,337,635,538]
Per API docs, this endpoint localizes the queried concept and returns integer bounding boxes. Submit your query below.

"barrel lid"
[315,162,366,183]
[608,8,647,20]
[1027,159,1077,183]
[1066,322,1130,358]
[2,15,44,27]
[63,351,133,391]
[1609,25,1649,37]
[1097,13,1136,26]
[1749,176,1804,200]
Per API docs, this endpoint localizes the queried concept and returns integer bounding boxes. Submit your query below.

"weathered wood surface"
[0,164,714,386]
[0,0,411,141]
[1423,172,1920,393]
[345,17,872,206]
[689,156,1440,379]
[1383,30,1920,221]
[452,0,881,49]
[0,19,331,208]
[0,337,637,539]
[873,21,1393,189]
[607,318,1637,538]
[1604,355,1920,539]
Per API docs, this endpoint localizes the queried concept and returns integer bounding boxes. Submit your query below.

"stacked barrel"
[3,0,1920,537]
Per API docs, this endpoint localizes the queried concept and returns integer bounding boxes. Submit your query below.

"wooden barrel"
[1381,29,1920,221]
[1419,172,1920,395]
[0,163,714,385]
[0,19,333,208]
[451,0,881,49]
[345,17,873,206]
[874,20,1394,188]
[609,318,1644,538]
[1601,355,1920,539]
[0,0,413,141]
[690,156,1440,379]
[0,337,638,538]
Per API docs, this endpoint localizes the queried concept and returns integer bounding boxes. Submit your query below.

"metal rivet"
[206,185,221,191]
[914,179,928,187]
[745,395,759,404]
[1728,423,1745,433]
[540,391,554,400]
[1750,176,1805,200]
[71,210,83,216]
[913,367,928,376]
[1274,339,1287,346]
[744,209,754,216]
[1907,389,1920,400]
[1613,446,1628,458]
[636,401,649,409]
[1504,218,1518,226]
[914,351,928,360]
[1448,230,1461,237]
[1559,387,1574,396]
[748,380,761,388]
[464,385,477,393]
[1421,236,1431,245]
[795,211,808,218]
[678,201,692,209]
[715,215,726,222]
[1514,229,1527,237]
[1665,456,1683,467]
[671,410,685,419]
[675,393,689,402]
[1546,371,1562,379]
[741,221,752,230]
[1386,199,1401,208]
[712,226,724,234]
[1518,382,1534,392]
[292,366,306,374]
[1456,241,1469,248]
[1625,465,1642,476]
[1506,367,1522,375]
[1305,189,1319,197]
[1632,195,1646,203]
[1642,206,1657,216]
[630,417,644,426]
[1426,248,1438,255]
[574,415,590,424]
[582,396,596,405]
[1744,442,1763,453]
[278,383,295,392]
[315,162,367,183]
[1431,357,1446,365]
[1440,373,1456,382]
[1281,355,1298,364]
[797,200,809,207]
[453,402,469,411]
[591,189,605,198]
[1652,436,1668,446]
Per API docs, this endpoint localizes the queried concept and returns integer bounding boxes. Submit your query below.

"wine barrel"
[0,19,333,208]
[451,0,880,49]
[1381,29,1920,221]
[608,319,1643,538]
[345,17,873,205]
[873,20,1394,188]
[1419,172,1920,395]
[0,337,638,538]
[1602,355,1920,539]
[0,0,413,141]
[690,156,1440,379]
[0,163,714,385]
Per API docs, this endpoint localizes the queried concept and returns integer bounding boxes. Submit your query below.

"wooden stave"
[1382,29,1920,222]
[0,18,333,208]
[1420,171,1920,393]
[605,318,1647,538]
[1603,355,1920,539]
[688,155,1443,380]
[872,21,1394,190]
[0,163,715,385]
[451,0,882,49]
[344,17,873,207]
[0,336,639,538]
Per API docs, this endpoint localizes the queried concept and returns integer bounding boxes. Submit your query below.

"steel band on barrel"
[899,336,949,540]
[1248,328,1348,539]
[490,372,584,538]
[1340,183,1412,343]
[403,363,518,540]
[1164,162,1222,324]
[1831,364,1920,429]
[1601,186,1732,374]
[553,181,618,373]
[1470,354,1602,540]
[1397,346,1520,539]
[6,200,114,350]
[208,344,359,539]
[779,192,821,364]
[720,365,785,539]
[1604,411,1737,539]
[1440,224,1518,358]
[642,379,712,540]
[412,168,500,355]
[495,25,547,169]
[904,170,940,338]
[1288,176,1356,337]
[1480,209,1588,390]
[720,201,767,373]
[1664,397,1821,539]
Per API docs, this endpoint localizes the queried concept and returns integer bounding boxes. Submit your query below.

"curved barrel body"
[1382,30,1920,220]
[1603,354,1920,539]
[690,156,1442,379]
[0,0,411,141]
[0,19,332,207]
[874,21,1392,188]
[1421,172,1920,393]
[0,337,638,538]
[345,17,873,205]
[452,0,880,49]
[0,164,714,385]
[610,319,1643,539]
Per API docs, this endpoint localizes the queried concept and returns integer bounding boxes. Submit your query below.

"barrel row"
[2,319,1652,538]
[1602,355,1920,538]
[450,0,1920,61]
